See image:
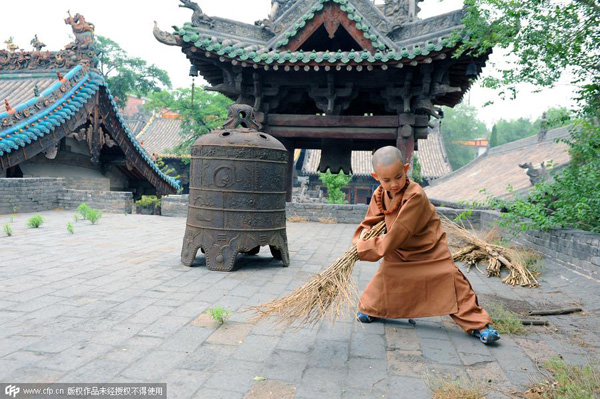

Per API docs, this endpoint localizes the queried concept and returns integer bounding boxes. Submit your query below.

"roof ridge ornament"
[30,35,46,52]
[179,0,215,28]
[153,22,179,46]
[384,0,423,30]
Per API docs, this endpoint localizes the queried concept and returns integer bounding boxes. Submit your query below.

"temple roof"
[0,64,180,194]
[416,126,452,179]
[424,126,572,202]
[136,115,186,158]
[300,127,452,179]
[161,0,466,67]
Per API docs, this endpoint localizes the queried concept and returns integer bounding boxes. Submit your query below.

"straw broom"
[250,220,387,328]
[440,216,539,288]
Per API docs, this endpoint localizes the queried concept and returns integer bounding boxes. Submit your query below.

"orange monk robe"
[354,180,491,332]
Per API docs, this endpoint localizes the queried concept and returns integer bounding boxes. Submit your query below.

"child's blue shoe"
[356,311,375,323]
[472,326,500,344]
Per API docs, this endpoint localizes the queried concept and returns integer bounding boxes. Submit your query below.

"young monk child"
[353,146,500,344]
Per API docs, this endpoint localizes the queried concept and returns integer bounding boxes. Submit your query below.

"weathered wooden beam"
[266,126,397,140]
[267,114,399,127]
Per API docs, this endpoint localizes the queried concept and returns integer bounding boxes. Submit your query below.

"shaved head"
[372,146,405,170]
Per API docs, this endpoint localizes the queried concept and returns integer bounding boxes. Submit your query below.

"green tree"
[440,104,489,170]
[493,117,537,147]
[145,87,232,156]
[318,170,353,204]
[489,125,499,148]
[536,107,574,130]
[411,154,424,183]
[458,0,599,114]
[96,36,172,108]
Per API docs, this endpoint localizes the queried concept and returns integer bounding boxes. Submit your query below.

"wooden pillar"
[397,113,415,166]
[279,138,295,202]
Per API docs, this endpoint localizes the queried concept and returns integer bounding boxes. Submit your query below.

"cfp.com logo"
[5,385,20,398]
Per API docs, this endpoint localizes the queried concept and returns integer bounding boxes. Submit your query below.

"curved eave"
[0,66,180,194]
[177,30,462,67]
[98,84,181,194]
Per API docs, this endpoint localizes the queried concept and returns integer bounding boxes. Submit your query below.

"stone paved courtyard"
[1,211,599,399]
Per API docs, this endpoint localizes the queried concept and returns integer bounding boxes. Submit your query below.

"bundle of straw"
[440,216,539,288]
[250,220,387,328]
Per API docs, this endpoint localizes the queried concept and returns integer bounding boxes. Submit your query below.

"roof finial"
[4,37,20,52]
[34,84,40,97]
[30,34,46,52]
[4,99,11,112]
[56,71,64,80]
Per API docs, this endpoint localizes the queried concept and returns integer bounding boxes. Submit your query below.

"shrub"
[3,224,12,237]
[73,214,80,222]
[135,195,161,208]
[27,215,44,228]
[67,222,74,234]
[205,306,231,324]
[318,169,352,204]
[77,203,91,220]
[86,209,103,225]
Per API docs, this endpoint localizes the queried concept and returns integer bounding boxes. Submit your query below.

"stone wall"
[59,189,133,214]
[0,178,64,214]
[0,178,133,215]
[161,195,189,217]
[286,202,368,224]
[479,210,600,280]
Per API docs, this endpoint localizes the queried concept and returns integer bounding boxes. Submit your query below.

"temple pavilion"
[155,0,489,199]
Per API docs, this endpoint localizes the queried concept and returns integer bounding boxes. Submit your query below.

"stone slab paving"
[1,211,599,399]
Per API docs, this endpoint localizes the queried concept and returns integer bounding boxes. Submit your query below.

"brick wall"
[0,178,133,215]
[0,178,64,214]
[479,210,600,280]
[161,195,189,217]
[286,203,368,224]
[59,189,133,214]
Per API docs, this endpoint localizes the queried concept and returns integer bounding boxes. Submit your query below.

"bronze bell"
[180,107,290,271]
[317,138,353,174]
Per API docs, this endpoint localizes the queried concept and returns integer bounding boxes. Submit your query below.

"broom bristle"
[249,221,387,329]
[440,215,539,288]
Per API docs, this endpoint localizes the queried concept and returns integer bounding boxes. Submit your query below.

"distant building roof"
[300,128,452,179]
[416,128,452,180]
[424,126,571,202]
[136,116,185,157]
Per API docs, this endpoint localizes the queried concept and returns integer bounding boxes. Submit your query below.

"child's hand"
[359,229,370,240]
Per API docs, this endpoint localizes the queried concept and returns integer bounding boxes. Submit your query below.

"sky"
[2,0,577,129]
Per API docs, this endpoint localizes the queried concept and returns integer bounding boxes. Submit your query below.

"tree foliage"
[440,104,489,170]
[144,87,233,156]
[541,107,574,130]
[318,170,353,204]
[96,36,172,108]
[458,0,599,114]
[411,154,424,184]
[491,117,537,147]
[455,1,600,233]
